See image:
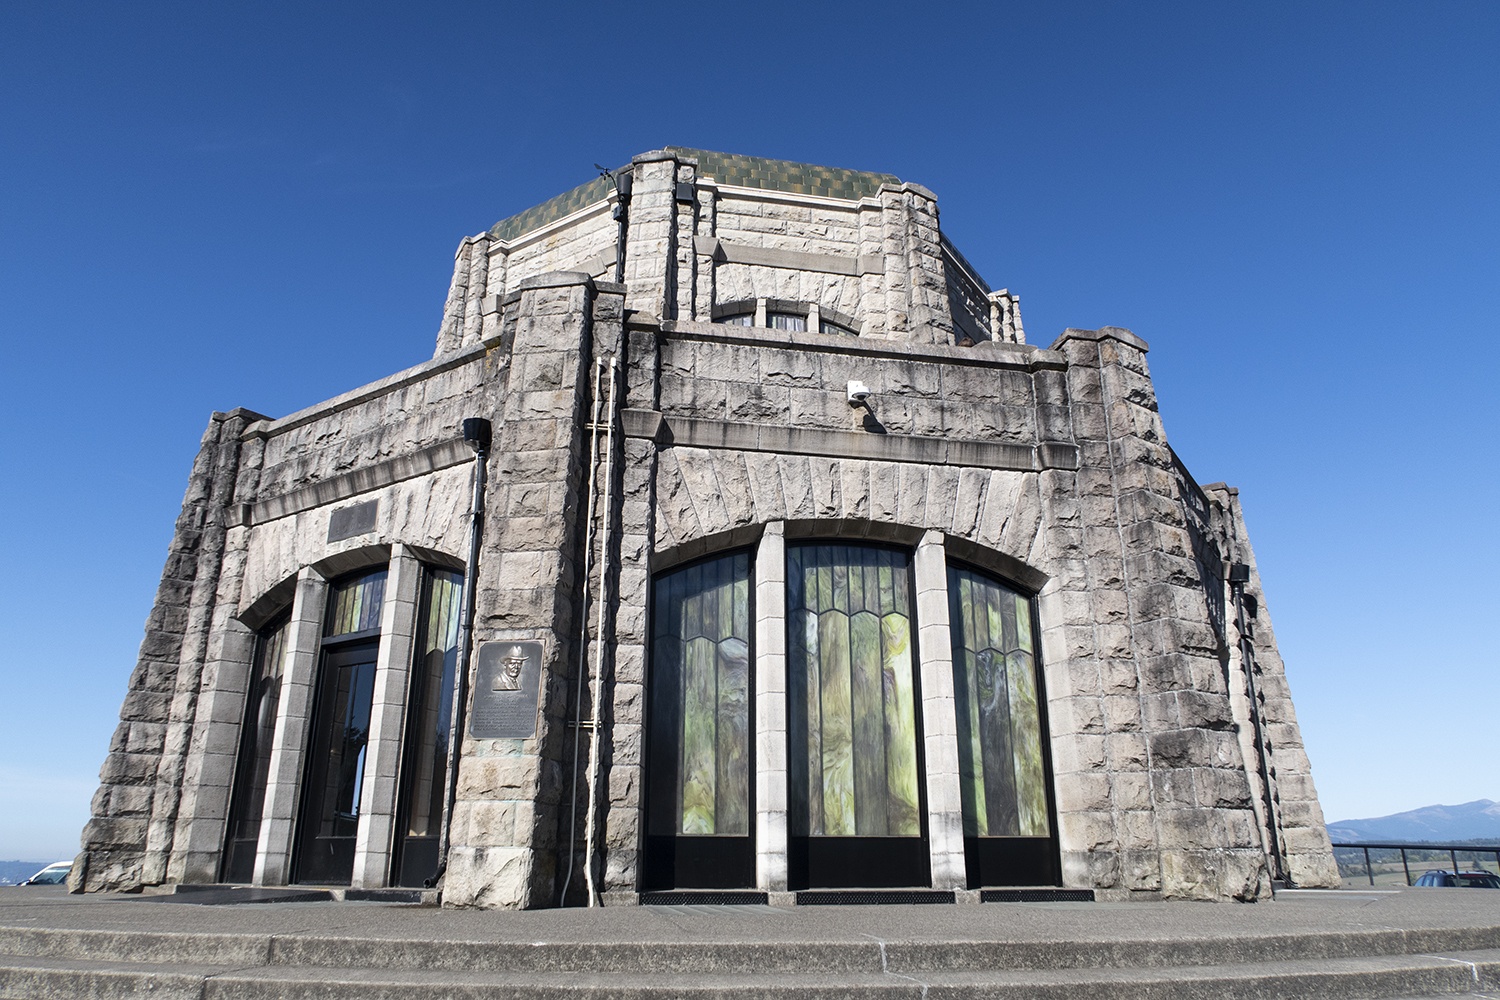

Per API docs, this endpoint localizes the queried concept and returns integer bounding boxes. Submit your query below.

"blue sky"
[1,2,1496,861]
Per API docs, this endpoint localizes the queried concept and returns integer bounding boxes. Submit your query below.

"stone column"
[913,530,966,889]
[351,545,422,888]
[435,239,475,357]
[253,565,328,886]
[754,522,789,892]
[673,159,697,323]
[623,152,679,320]
[877,184,952,345]
[444,273,623,909]
[461,235,493,349]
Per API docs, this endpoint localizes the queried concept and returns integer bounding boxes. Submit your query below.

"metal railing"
[1332,842,1500,887]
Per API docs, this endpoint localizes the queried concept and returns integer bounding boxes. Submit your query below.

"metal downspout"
[427,418,489,889]
[582,355,619,906]
[559,355,606,904]
[1231,566,1291,886]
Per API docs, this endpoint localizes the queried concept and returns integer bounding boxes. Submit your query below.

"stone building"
[74,147,1340,907]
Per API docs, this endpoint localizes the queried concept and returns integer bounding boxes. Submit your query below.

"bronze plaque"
[470,640,543,739]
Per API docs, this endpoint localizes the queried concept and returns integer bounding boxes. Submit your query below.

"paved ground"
[3,884,1499,952]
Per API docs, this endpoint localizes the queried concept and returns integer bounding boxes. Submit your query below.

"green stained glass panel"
[789,544,919,838]
[948,565,1050,839]
[649,554,752,837]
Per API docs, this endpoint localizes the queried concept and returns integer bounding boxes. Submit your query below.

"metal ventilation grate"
[796,890,955,906]
[980,888,1096,903]
[640,891,770,906]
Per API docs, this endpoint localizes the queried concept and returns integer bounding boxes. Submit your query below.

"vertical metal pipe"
[1232,574,1289,885]
[1364,848,1373,886]
[427,427,488,888]
[1402,850,1412,886]
[559,356,605,905]
[582,356,619,907]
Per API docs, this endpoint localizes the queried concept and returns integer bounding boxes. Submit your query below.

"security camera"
[847,380,872,406]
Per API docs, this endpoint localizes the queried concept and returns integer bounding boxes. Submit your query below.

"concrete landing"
[3,885,1500,998]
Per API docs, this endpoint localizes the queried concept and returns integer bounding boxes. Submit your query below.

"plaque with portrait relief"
[470,640,543,739]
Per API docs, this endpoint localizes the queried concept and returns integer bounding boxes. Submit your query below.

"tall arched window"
[221,614,288,883]
[293,568,386,885]
[786,543,926,888]
[644,552,753,889]
[947,563,1057,886]
[392,567,463,886]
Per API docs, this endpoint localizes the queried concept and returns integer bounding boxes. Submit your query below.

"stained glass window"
[394,568,463,885]
[648,554,752,836]
[221,615,288,882]
[948,565,1049,838]
[324,570,386,637]
[788,544,920,838]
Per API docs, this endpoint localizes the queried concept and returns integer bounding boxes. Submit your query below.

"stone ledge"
[695,236,882,277]
[627,411,1039,472]
[658,318,1058,371]
[238,440,472,527]
[1050,326,1151,353]
[242,346,489,442]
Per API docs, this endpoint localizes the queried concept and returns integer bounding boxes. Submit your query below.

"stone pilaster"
[913,530,967,889]
[445,272,621,908]
[673,159,697,323]
[461,235,493,350]
[623,152,679,320]
[252,565,328,886]
[878,184,953,345]
[351,544,422,888]
[754,523,789,892]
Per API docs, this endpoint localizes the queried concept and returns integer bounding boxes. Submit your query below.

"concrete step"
[4,919,1500,975]
[3,949,1500,1000]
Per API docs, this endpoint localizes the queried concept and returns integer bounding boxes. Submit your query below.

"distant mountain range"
[1328,800,1500,844]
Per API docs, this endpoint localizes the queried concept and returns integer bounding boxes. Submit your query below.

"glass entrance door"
[786,544,928,889]
[293,639,378,884]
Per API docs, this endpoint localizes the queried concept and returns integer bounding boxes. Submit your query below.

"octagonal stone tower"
[75,147,1339,907]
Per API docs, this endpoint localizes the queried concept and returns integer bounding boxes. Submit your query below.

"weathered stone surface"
[81,149,1337,910]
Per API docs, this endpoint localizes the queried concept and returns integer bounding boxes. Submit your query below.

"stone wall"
[76,344,504,892]
[74,408,262,891]
[591,318,1300,900]
[1206,484,1341,888]
[82,147,1340,905]
[436,150,987,358]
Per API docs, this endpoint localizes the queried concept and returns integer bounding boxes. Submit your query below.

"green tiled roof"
[488,147,902,241]
[670,147,900,201]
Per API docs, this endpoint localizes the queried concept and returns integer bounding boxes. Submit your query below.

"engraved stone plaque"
[328,500,378,542]
[470,640,543,739]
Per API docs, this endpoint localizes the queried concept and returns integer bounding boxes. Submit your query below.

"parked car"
[1413,870,1500,888]
[18,862,70,886]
